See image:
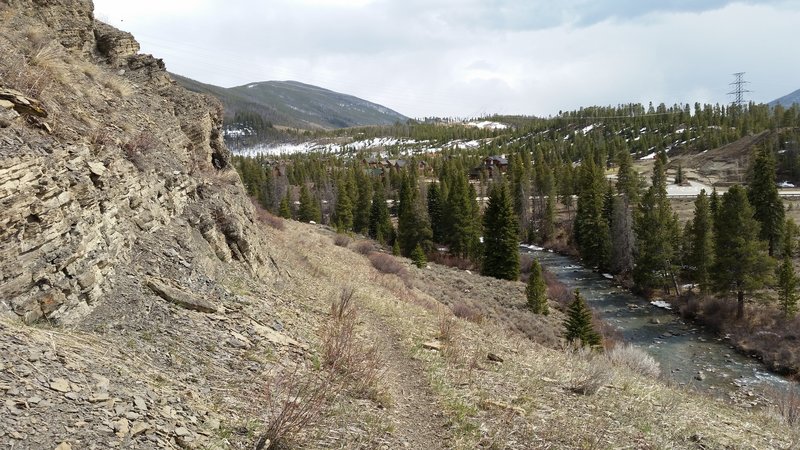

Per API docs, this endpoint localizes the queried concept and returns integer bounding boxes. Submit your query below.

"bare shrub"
[255,368,337,450]
[89,126,116,149]
[353,241,374,255]
[368,252,407,277]
[768,385,800,425]
[451,301,484,324]
[252,199,285,231]
[606,344,660,378]
[438,310,457,343]
[519,253,535,276]
[701,297,737,333]
[569,351,612,395]
[543,269,572,310]
[333,233,351,247]
[123,131,157,170]
[428,252,475,271]
[322,288,384,399]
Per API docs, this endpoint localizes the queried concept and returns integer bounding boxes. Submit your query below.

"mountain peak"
[173,75,408,130]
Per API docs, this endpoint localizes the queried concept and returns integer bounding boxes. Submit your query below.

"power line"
[727,72,752,106]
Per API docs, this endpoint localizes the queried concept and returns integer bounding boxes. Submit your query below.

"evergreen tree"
[777,219,798,317]
[298,184,321,223]
[427,182,444,244]
[411,244,427,269]
[574,160,611,269]
[334,178,353,232]
[712,185,774,319]
[352,169,372,234]
[278,191,292,219]
[617,150,641,205]
[397,172,432,256]
[748,146,785,256]
[609,196,635,274]
[633,156,680,294]
[445,169,481,260]
[526,259,549,315]
[564,290,601,348]
[687,190,714,294]
[368,183,393,245]
[482,181,520,281]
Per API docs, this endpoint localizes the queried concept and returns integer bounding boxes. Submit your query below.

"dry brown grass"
[252,199,285,231]
[321,288,385,400]
[606,344,661,378]
[768,385,800,426]
[451,301,484,324]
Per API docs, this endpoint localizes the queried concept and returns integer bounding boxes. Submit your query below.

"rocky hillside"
[1,1,799,449]
[0,1,271,325]
[172,74,408,130]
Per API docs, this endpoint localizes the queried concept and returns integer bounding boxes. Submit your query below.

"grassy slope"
[236,217,800,448]
[2,211,798,448]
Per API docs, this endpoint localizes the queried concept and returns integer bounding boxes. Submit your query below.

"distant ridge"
[171,74,408,130]
[768,88,800,108]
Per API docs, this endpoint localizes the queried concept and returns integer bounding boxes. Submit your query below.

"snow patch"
[650,300,672,310]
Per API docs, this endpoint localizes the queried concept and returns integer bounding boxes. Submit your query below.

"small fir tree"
[278,191,292,219]
[526,259,549,315]
[564,290,602,348]
[411,244,427,269]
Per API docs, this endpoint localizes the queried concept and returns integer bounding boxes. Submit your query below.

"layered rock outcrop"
[0,1,270,324]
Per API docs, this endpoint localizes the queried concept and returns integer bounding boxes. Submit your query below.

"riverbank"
[532,238,800,380]
[674,293,800,378]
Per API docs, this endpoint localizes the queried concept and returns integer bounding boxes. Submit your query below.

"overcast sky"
[93,0,800,119]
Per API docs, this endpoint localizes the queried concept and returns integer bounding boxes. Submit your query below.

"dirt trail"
[361,308,452,449]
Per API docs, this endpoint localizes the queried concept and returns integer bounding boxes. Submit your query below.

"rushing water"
[523,246,795,405]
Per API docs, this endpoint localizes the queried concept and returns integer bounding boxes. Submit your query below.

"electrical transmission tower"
[727,72,752,106]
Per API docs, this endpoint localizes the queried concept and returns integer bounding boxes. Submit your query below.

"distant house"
[483,156,508,172]
[362,157,380,168]
[469,155,508,180]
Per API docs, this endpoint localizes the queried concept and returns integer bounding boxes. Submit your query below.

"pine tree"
[352,169,372,234]
[748,146,785,256]
[526,259,548,315]
[615,149,640,205]
[574,160,611,269]
[633,156,681,294]
[334,178,353,232]
[397,172,432,256]
[609,195,635,274]
[482,181,520,281]
[564,290,601,348]
[411,244,427,269]
[777,219,798,317]
[427,182,444,244]
[298,184,321,223]
[687,190,714,294]
[368,183,393,245]
[278,191,292,219]
[712,185,774,319]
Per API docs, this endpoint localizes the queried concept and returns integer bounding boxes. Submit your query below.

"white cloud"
[93,0,800,118]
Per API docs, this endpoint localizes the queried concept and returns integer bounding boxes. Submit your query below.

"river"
[523,246,795,406]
